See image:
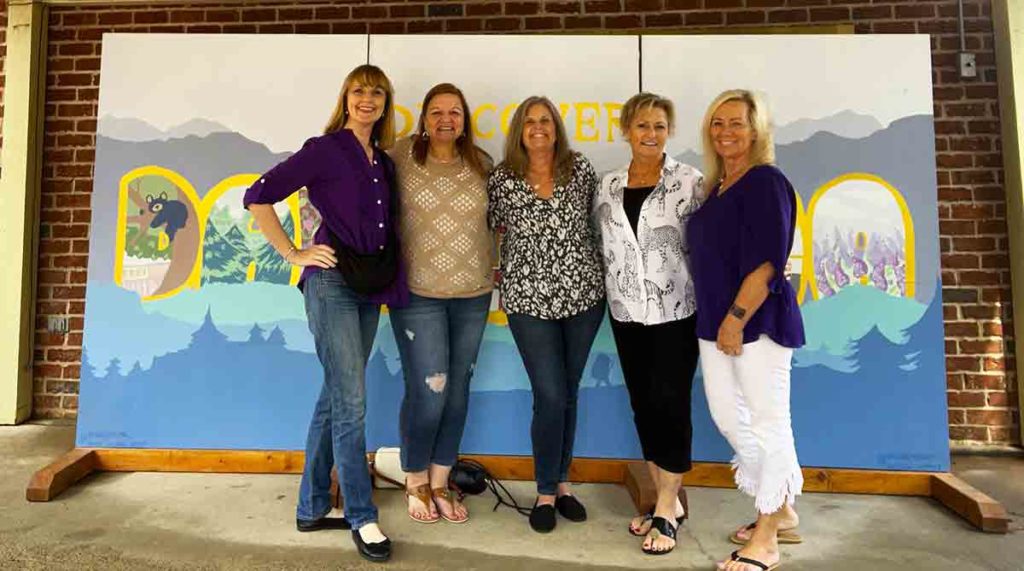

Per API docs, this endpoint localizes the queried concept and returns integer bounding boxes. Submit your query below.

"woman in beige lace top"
[388,83,493,525]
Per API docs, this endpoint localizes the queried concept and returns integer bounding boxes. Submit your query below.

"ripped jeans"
[389,292,491,473]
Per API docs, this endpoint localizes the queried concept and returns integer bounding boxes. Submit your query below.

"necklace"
[526,167,554,191]
[629,159,662,187]
[529,177,553,191]
[719,165,752,191]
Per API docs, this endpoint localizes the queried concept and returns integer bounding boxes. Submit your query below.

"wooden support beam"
[624,462,657,513]
[930,473,1010,533]
[92,448,306,473]
[26,448,98,501]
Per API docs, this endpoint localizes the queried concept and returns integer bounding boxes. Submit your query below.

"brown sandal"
[406,482,440,523]
[729,522,802,545]
[432,487,469,524]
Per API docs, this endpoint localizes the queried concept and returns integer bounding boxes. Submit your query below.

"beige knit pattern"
[392,137,495,299]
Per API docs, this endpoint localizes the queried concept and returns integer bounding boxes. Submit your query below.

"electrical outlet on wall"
[959,52,977,78]
[47,316,69,335]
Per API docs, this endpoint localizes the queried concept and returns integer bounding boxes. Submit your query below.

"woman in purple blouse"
[243,64,405,563]
[686,90,806,571]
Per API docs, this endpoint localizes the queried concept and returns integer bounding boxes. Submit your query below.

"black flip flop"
[729,549,781,570]
[641,516,677,555]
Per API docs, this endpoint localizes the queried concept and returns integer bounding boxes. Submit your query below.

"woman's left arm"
[716,171,795,356]
[716,262,775,355]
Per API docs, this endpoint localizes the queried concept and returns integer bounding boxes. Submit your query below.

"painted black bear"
[146,192,189,242]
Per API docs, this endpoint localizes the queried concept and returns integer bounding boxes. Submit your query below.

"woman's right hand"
[288,244,337,269]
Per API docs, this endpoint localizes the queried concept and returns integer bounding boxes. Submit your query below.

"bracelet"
[728,304,747,320]
[282,245,298,263]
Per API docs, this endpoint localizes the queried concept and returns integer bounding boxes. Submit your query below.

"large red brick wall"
[30,0,1019,446]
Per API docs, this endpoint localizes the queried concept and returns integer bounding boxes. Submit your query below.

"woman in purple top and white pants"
[243,65,405,563]
[686,90,806,571]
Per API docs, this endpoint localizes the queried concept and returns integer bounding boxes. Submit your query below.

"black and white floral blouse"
[487,153,605,319]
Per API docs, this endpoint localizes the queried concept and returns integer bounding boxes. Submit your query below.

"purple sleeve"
[738,169,795,294]
[243,136,325,208]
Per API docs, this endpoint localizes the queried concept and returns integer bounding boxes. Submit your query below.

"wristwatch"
[728,304,747,320]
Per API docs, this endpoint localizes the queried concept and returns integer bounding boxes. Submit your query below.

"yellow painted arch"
[805,173,916,301]
[205,174,304,287]
[114,166,203,301]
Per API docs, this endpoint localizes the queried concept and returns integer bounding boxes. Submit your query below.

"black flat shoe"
[555,494,587,522]
[351,528,391,563]
[529,501,557,533]
[296,516,351,532]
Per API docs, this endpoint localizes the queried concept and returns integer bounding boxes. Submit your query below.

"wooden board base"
[930,473,1010,533]
[621,461,1009,533]
[26,448,98,502]
[27,448,1008,533]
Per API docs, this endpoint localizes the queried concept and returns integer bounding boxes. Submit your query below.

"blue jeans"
[297,270,380,529]
[507,300,606,495]
[389,292,491,472]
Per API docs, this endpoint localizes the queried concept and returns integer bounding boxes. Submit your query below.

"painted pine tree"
[266,326,287,347]
[849,325,910,376]
[899,282,944,371]
[253,214,295,284]
[202,222,251,284]
[247,323,265,343]
[104,357,123,379]
[189,308,229,348]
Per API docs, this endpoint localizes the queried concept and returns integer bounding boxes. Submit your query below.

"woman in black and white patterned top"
[593,93,704,556]
[487,95,606,534]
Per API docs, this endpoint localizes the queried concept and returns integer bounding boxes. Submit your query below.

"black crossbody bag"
[326,150,400,296]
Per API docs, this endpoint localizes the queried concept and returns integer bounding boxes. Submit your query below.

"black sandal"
[629,489,688,536]
[641,516,677,555]
[628,510,653,536]
[729,550,780,570]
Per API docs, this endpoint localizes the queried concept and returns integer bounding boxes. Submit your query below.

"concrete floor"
[2,422,1022,570]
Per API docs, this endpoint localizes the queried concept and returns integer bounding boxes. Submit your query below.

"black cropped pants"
[610,313,699,474]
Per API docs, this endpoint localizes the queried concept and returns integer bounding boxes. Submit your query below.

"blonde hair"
[501,96,575,185]
[699,89,775,185]
[324,64,396,149]
[619,92,675,137]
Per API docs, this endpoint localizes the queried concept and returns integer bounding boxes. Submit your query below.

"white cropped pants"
[699,336,803,514]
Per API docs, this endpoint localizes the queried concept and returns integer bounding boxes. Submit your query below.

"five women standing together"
[245,64,805,570]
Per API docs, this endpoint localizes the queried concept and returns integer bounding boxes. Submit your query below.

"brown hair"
[501,95,575,185]
[323,64,396,149]
[619,92,676,137]
[411,83,492,178]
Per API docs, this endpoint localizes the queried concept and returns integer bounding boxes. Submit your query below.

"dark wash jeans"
[389,292,491,472]
[506,299,606,495]
[297,270,380,529]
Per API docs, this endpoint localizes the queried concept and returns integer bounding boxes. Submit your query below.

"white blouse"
[593,154,705,325]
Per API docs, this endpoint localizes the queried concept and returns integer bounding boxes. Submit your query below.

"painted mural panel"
[79,34,948,471]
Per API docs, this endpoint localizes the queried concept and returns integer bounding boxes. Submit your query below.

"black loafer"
[529,501,557,533]
[555,494,587,522]
[352,529,392,563]
[295,516,351,532]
